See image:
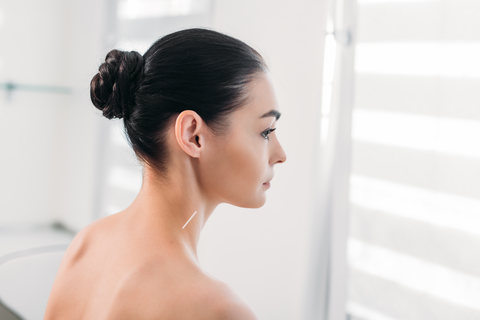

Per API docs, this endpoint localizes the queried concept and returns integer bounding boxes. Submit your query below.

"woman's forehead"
[241,73,280,119]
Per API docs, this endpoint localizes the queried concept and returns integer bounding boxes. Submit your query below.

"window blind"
[346,0,480,319]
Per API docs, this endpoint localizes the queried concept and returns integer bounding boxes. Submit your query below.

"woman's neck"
[125,164,218,264]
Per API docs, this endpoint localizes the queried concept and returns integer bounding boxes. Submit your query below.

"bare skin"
[44,72,286,319]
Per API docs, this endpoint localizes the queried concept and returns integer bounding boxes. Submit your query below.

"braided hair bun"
[90,50,144,119]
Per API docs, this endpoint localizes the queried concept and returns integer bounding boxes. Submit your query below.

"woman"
[45,28,286,319]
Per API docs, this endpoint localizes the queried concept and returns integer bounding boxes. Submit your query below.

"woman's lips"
[263,181,271,187]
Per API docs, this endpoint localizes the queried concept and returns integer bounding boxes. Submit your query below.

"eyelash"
[261,127,276,140]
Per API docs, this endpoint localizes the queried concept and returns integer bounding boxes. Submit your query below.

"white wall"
[0,0,108,229]
[56,0,110,230]
[198,1,327,319]
[0,0,69,225]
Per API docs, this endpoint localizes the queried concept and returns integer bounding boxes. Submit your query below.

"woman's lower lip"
[263,182,271,187]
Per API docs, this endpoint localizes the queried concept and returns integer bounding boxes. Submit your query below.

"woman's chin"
[224,187,269,209]
[240,194,267,209]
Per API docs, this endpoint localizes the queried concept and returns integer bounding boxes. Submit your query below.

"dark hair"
[90,28,267,174]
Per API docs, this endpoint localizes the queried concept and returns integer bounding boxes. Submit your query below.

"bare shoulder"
[189,276,258,320]
[45,215,120,319]
[50,215,112,281]
[62,214,119,262]
[110,269,258,320]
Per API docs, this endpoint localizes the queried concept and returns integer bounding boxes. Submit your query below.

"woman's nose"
[271,138,287,165]
[277,144,287,164]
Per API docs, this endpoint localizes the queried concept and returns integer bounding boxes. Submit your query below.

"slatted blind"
[97,0,212,217]
[346,0,480,319]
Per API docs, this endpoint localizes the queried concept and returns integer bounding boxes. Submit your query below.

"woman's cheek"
[227,142,262,191]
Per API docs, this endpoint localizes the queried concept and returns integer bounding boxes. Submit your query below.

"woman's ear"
[174,110,204,158]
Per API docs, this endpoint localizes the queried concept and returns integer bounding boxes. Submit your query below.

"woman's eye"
[261,128,276,140]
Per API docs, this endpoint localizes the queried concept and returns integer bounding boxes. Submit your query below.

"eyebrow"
[260,110,281,120]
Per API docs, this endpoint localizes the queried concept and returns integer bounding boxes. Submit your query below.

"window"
[346,0,480,319]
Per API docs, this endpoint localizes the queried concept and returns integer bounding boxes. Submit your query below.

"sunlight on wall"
[321,33,336,117]
[347,301,397,320]
[350,174,480,237]
[348,238,480,311]
[352,109,480,159]
[358,0,440,4]
[320,33,336,144]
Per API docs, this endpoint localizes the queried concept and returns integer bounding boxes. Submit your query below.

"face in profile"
[200,72,287,208]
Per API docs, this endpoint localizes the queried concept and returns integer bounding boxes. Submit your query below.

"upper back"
[44,214,257,320]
